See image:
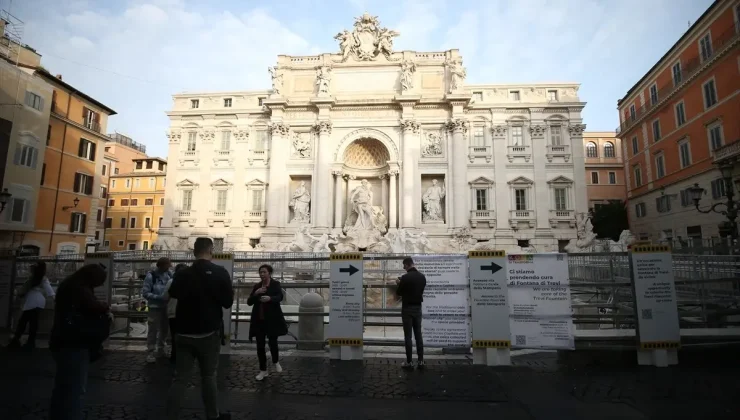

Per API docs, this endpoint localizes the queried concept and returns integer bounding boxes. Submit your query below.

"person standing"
[8,261,55,350]
[49,264,112,420]
[166,238,233,420]
[248,264,288,381]
[164,263,187,363]
[142,257,172,363]
[396,257,427,370]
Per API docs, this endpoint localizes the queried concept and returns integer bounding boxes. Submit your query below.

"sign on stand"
[212,253,234,355]
[414,255,469,348]
[0,254,15,329]
[328,253,364,360]
[84,252,114,305]
[507,254,574,350]
[468,250,511,365]
[630,245,680,367]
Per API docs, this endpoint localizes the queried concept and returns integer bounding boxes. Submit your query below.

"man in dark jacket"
[396,257,427,369]
[166,237,233,420]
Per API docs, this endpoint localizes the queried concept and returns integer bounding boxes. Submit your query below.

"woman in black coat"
[247,264,288,381]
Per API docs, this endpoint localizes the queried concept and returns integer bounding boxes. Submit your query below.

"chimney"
[56,74,63,80]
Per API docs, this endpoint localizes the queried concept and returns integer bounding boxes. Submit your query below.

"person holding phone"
[247,264,288,381]
[396,257,427,370]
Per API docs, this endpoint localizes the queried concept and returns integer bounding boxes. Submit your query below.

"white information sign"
[84,252,114,305]
[630,245,680,349]
[414,255,470,348]
[468,251,511,349]
[0,256,14,329]
[212,253,235,354]
[327,253,364,346]
[507,253,574,350]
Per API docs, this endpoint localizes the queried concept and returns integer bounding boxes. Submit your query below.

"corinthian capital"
[490,125,507,137]
[167,130,181,143]
[529,125,546,137]
[445,119,468,134]
[568,124,586,136]
[400,119,420,133]
[269,122,290,136]
[199,129,215,142]
[313,121,333,135]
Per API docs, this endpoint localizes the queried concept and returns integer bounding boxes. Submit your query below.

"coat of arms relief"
[334,13,400,62]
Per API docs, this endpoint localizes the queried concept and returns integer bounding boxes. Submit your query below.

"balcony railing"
[244,210,267,227]
[713,139,740,163]
[176,210,193,217]
[507,145,531,162]
[616,22,740,134]
[83,117,101,133]
[468,145,491,162]
[549,209,575,228]
[469,209,495,228]
[509,209,535,229]
[546,144,571,162]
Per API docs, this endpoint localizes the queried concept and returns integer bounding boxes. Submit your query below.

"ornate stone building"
[158,14,588,252]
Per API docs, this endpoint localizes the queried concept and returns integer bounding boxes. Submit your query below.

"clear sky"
[7,0,715,158]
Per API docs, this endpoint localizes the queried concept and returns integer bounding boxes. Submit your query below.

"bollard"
[297,292,325,350]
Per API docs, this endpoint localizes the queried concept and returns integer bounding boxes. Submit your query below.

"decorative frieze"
[270,122,290,137]
[445,119,468,134]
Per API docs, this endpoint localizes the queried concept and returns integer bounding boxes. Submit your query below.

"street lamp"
[0,188,11,214]
[63,197,80,211]
[688,161,739,241]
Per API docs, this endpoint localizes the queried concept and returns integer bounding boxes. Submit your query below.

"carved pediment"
[176,179,199,187]
[210,178,232,187]
[507,176,533,185]
[547,176,574,184]
[469,176,495,186]
[246,179,268,188]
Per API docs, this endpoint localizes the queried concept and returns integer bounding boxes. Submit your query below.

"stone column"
[381,174,389,224]
[267,122,290,227]
[389,170,398,230]
[333,170,344,229]
[447,119,469,228]
[529,123,548,229]
[313,121,333,229]
[568,124,588,212]
[400,119,420,228]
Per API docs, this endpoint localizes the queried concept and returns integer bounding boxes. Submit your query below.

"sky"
[5,0,715,158]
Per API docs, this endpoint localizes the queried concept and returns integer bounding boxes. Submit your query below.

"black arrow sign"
[339,264,359,276]
[480,262,502,274]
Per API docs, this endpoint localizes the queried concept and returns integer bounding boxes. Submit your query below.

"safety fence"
[4,250,740,350]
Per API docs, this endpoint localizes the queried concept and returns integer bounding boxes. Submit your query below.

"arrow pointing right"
[480,262,502,274]
[339,264,359,276]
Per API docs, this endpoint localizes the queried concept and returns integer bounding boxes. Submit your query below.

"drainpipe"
[124,176,133,249]
[48,93,73,254]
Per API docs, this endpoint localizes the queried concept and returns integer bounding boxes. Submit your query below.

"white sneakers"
[255,362,283,381]
[146,354,157,364]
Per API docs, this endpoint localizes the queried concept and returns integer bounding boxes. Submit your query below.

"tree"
[590,200,629,241]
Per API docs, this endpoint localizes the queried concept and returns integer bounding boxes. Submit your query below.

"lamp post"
[688,161,739,243]
[0,188,11,214]
[62,197,80,212]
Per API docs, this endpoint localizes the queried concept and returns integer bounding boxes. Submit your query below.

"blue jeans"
[49,348,90,420]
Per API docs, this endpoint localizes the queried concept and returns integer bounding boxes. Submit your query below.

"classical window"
[8,197,30,224]
[510,90,520,101]
[191,99,199,109]
[108,199,115,206]
[245,179,268,226]
[78,138,96,161]
[699,33,712,62]
[253,127,268,151]
[24,91,43,111]
[591,172,599,184]
[711,178,727,199]
[131,198,138,206]
[672,62,682,86]
[472,91,483,102]
[145,198,154,205]
[70,212,87,233]
[149,178,155,188]
[586,142,598,157]
[675,102,686,126]
[629,104,636,120]
[510,125,524,146]
[649,83,658,105]
[100,186,107,198]
[635,202,646,218]
[678,139,691,168]
[702,78,717,109]
[121,199,129,206]
[220,130,231,150]
[176,179,198,211]
[656,195,671,213]
[146,160,153,169]
[604,142,615,157]
[633,165,643,187]
[130,217,137,228]
[182,190,193,211]
[515,189,527,209]
[547,90,558,101]
[187,132,197,151]
[655,154,666,179]
[158,217,163,227]
[652,119,661,142]
[105,218,112,228]
[472,125,485,147]
[135,178,140,188]
[96,209,102,222]
[210,179,232,212]
[224,98,232,107]
[111,180,116,189]
[468,177,495,227]
[145,217,151,228]
[125,178,131,188]
[608,172,617,184]
[251,190,263,211]
[550,125,562,145]
[73,173,94,195]
[508,177,534,212]
[83,108,100,132]
[631,136,639,154]
[707,121,723,151]
[547,176,573,212]
[14,144,39,169]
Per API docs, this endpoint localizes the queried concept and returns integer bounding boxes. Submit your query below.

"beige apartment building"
[583,132,626,211]
[0,16,52,255]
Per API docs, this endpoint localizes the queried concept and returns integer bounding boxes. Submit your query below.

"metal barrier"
[8,251,740,348]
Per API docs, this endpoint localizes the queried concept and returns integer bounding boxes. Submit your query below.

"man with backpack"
[142,257,172,363]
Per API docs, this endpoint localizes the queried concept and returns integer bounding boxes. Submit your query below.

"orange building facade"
[104,157,166,251]
[583,132,626,210]
[616,0,740,243]
[23,71,117,255]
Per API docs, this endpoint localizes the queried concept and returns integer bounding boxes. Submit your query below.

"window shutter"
[38,96,45,111]
[13,146,21,165]
[73,173,81,193]
[69,213,75,232]
[30,148,38,169]
[80,214,87,233]
[78,140,85,157]
[24,91,32,107]
[85,176,93,195]
[90,142,97,161]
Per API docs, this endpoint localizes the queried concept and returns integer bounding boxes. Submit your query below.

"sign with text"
[414,254,470,347]
[507,253,574,350]
[84,252,114,305]
[630,245,680,350]
[0,256,14,329]
[328,253,364,346]
[469,250,510,348]
[212,253,235,352]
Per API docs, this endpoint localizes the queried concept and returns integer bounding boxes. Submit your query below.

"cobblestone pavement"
[1,348,739,419]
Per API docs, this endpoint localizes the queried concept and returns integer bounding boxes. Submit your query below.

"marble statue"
[400,60,416,92]
[447,59,466,93]
[564,213,598,253]
[347,179,377,231]
[334,234,358,253]
[448,227,477,253]
[316,66,331,97]
[376,27,400,57]
[422,179,446,223]
[334,29,355,61]
[292,132,311,158]
[268,66,283,96]
[289,181,311,223]
[422,132,442,156]
[311,233,338,253]
[334,13,399,61]
[287,225,313,252]
[406,231,431,253]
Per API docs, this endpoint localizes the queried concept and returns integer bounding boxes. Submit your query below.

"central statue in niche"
[343,179,388,249]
